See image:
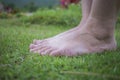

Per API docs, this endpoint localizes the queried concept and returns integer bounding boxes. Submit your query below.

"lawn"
[0,5,120,80]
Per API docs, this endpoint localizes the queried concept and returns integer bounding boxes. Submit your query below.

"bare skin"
[30,0,119,56]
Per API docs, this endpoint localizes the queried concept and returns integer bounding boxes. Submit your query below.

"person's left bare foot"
[29,17,116,56]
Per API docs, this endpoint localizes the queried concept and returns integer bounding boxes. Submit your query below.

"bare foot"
[29,17,116,56]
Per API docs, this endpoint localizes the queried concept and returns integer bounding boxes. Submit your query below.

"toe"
[40,48,56,55]
[38,46,51,54]
[29,44,37,49]
[30,46,47,53]
[33,39,41,45]
[33,39,48,45]
[49,50,62,56]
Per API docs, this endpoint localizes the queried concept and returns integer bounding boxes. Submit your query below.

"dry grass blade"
[60,71,120,79]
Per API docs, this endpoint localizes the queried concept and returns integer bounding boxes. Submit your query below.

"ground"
[0,5,120,80]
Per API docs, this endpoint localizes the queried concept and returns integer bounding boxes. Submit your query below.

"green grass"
[21,5,82,26]
[0,5,120,80]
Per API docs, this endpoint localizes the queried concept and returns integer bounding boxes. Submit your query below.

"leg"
[117,0,120,12]
[32,0,93,45]
[30,0,119,56]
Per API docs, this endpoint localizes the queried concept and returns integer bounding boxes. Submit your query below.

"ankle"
[86,17,115,40]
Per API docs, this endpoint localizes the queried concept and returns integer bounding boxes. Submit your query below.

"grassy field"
[0,5,120,80]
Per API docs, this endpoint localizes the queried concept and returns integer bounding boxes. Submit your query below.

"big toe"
[33,39,42,45]
[29,44,37,49]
